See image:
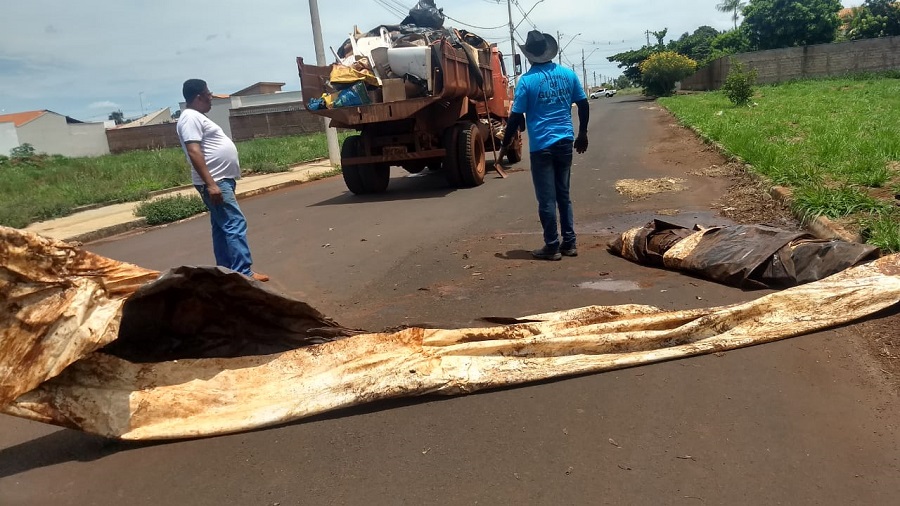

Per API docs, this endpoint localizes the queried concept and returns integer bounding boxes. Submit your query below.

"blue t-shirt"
[511,62,587,152]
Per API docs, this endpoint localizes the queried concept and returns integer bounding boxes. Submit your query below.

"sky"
[0,0,860,123]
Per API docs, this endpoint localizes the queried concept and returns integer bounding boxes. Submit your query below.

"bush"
[134,194,207,225]
[722,59,758,106]
[10,143,36,159]
[639,51,698,97]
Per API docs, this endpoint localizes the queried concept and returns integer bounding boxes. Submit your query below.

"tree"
[650,28,669,49]
[743,0,843,50]
[670,26,722,65]
[707,26,753,64]
[847,0,900,40]
[108,110,125,125]
[639,51,698,96]
[608,46,654,86]
[716,0,748,29]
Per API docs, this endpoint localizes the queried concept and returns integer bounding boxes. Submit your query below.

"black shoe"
[560,244,578,257]
[532,246,562,261]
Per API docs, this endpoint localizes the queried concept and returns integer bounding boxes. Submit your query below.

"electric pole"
[581,49,588,97]
[557,31,562,65]
[593,71,597,88]
[645,30,651,47]
[508,0,518,79]
[308,0,340,167]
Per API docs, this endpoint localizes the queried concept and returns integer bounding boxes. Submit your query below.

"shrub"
[134,194,207,225]
[10,143,36,159]
[722,59,758,106]
[639,51,698,97]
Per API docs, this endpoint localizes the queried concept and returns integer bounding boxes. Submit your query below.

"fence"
[106,123,180,154]
[105,102,326,153]
[680,35,900,91]
[229,103,325,141]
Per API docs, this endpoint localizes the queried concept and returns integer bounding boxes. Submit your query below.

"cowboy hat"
[518,30,558,64]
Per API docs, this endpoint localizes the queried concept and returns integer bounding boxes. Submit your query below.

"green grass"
[134,195,208,225]
[659,73,900,251]
[0,132,336,229]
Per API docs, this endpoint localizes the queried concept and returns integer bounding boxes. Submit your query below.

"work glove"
[496,145,508,162]
[574,133,588,154]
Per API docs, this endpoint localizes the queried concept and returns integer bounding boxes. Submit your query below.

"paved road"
[2,97,898,505]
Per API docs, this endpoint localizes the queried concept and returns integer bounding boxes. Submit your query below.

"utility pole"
[645,30,651,47]
[581,49,588,97]
[308,0,340,167]
[593,71,597,88]
[557,31,562,65]
[507,0,518,79]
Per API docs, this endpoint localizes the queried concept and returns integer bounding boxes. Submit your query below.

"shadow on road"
[494,249,535,260]
[309,168,521,207]
[0,430,156,479]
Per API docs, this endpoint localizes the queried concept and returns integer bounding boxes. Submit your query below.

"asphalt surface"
[2,97,898,505]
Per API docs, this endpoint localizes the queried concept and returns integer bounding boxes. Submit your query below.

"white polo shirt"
[176,108,241,186]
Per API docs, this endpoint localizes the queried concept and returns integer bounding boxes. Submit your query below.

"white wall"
[17,114,110,157]
[0,122,18,156]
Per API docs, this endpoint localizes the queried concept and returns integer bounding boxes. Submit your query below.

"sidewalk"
[24,160,338,244]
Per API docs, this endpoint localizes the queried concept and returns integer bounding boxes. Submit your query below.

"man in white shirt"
[176,79,269,282]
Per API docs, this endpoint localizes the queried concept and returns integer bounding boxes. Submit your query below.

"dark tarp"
[609,220,880,289]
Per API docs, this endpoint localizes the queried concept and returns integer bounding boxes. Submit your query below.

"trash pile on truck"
[306,1,489,111]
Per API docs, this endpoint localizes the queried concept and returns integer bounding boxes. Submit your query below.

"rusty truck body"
[297,36,522,195]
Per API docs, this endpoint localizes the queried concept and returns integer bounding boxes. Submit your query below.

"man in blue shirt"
[500,30,589,260]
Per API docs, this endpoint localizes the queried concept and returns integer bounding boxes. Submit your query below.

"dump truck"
[297,29,522,195]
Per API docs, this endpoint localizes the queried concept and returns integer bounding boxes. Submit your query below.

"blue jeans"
[195,178,254,276]
[529,139,575,251]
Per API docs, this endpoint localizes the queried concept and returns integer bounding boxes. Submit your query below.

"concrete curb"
[768,186,862,243]
[32,161,339,244]
[676,120,865,244]
[67,218,149,245]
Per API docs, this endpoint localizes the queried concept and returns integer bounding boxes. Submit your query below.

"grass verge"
[134,195,207,225]
[0,132,339,229]
[659,73,900,251]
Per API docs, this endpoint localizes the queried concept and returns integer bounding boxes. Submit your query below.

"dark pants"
[529,139,575,251]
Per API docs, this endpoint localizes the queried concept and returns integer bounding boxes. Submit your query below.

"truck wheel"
[456,122,486,187]
[442,126,462,187]
[341,136,389,194]
[364,164,390,193]
[507,133,523,164]
[341,136,366,194]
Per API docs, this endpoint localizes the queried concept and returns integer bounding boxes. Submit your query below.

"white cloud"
[89,101,120,110]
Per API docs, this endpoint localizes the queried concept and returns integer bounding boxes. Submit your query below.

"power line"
[512,0,538,31]
[444,15,508,31]
[371,0,406,19]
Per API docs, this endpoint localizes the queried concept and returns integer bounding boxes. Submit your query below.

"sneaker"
[560,244,578,257]
[532,246,562,261]
[249,272,270,282]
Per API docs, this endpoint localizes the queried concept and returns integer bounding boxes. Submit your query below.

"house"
[111,107,173,129]
[0,110,110,157]
[180,81,305,139]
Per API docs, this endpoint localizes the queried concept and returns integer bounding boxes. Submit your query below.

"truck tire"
[441,126,462,187]
[341,136,389,194]
[456,122,486,187]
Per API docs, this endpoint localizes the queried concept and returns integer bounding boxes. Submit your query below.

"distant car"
[589,88,617,99]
